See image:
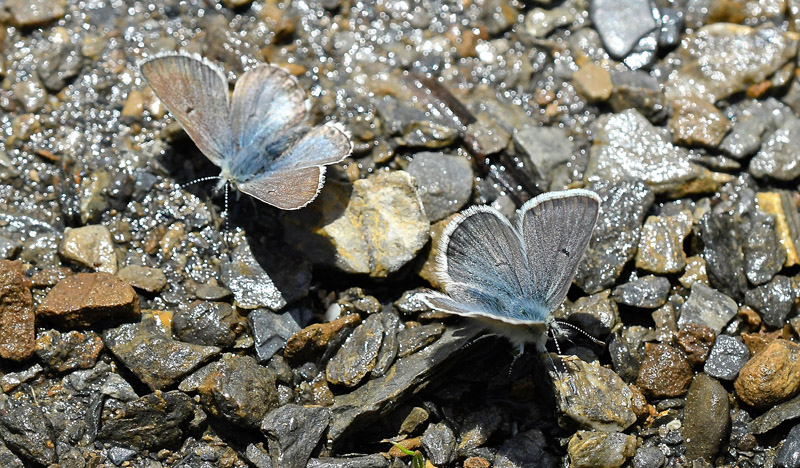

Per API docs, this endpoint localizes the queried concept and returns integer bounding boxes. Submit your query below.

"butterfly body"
[139,52,351,210]
[421,189,601,351]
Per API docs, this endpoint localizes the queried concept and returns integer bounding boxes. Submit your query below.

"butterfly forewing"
[439,206,528,302]
[140,53,233,166]
[517,190,600,311]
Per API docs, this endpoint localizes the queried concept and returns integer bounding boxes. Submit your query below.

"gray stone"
[678,284,738,334]
[495,429,556,468]
[406,152,473,222]
[745,276,795,328]
[683,373,730,461]
[173,301,245,348]
[744,211,786,285]
[371,311,401,378]
[249,308,302,362]
[575,180,655,293]
[700,212,748,300]
[0,236,20,259]
[37,38,84,92]
[117,265,167,293]
[307,454,390,468]
[657,8,683,49]
[612,275,670,309]
[376,96,459,148]
[107,446,137,466]
[751,394,800,434]
[261,405,331,468]
[563,290,619,339]
[720,99,790,160]
[512,126,574,186]
[98,390,194,450]
[195,283,232,301]
[421,422,457,466]
[608,69,667,123]
[776,424,800,468]
[590,0,657,58]
[704,335,750,381]
[632,446,666,468]
[397,323,445,357]
[750,118,800,181]
[0,391,55,466]
[326,313,385,387]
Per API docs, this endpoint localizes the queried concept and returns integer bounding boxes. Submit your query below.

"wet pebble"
[98,390,194,450]
[261,404,330,468]
[457,407,502,453]
[608,69,667,122]
[0,391,55,465]
[704,335,750,381]
[327,313,384,387]
[0,260,34,361]
[512,126,574,186]
[195,282,232,301]
[564,290,619,338]
[735,339,800,408]
[397,323,445,357]
[59,224,118,274]
[38,272,140,328]
[575,180,654,293]
[636,343,692,398]
[284,314,361,363]
[284,171,430,278]
[700,211,748,300]
[173,301,246,348]
[720,99,787,159]
[0,364,43,393]
[590,0,656,58]
[745,211,786,285]
[636,210,692,274]
[103,314,219,390]
[751,394,800,434]
[553,357,637,432]
[37,32,84,92]
[567,430,638,468]
[35,329,103,372]
[677,283,738,333]
[612,275,670,309]
[189,353,279,428]
[116,265,167,293]
[745,275,795,329]
[668,97,731,148]
[371,311,401,378]
[683,373,730,461]
[676,324,715,367]
[776,424,800,468]
[632,446,665,468]
[405,152,473,222]
[749,118,800,181]
[249,308,302,362]
[421,422,457,466]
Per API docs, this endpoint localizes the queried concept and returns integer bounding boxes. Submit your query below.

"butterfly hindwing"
[140,53,233,166]
[238,166,324,210]
[517,189,600,312]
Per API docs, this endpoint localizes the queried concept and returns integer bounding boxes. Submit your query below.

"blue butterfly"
[420,189,601,352]
[139,52,351,210]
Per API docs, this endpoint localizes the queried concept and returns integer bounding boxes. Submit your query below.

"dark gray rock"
[745,276,795,329]
[608,69,667,123]
[195,283,233,301]
[678,284,738,334]
[612,275,671,309]
[186,353,279,428]
[608,327,653,382]
[249,308,302,362]
[327,312,385,387]
[261,405,331,468]
[632,445,666,468]
[107,446,137,466]
[371,311,401,378]
[173,301,245,347]
[591,0,657,58]
[0,391,56,466]
[776,424,800,468]
[683,373,730,461]
[397,323,445,357]
[744,212,786,285]
[720,99,790,160]
[700,211,748,301]
[421,422,457,466]
[704,335,750,381]
[244,443,274,468]
[750,118,800,181]
[495,429,557,468]
[35,329,104,372]
[657,8,683,49]
[457,407,504,454]
[98,390,194,450]
[102,314,220,390]
[307,454,391,468]
[575,180,655,293]
[512,126,573,187]
[751,394,800,434]
[405,152,473,222]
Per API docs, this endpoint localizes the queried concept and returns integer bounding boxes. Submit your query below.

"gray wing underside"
[517,189,600,311]
[140,53,233,166]
[236,124,351,209]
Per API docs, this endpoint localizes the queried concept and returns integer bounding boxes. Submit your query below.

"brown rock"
[37,272,140,328]
[464,457,491,468]
[35,330,104,372]
[668,97,732,147]
[676,323,716,367]
[635,343,693,398]
[573,63,613,102]
[735,339,800,407]
[0,260,35,361]
[3,0,66,27]
[284,314,361,362]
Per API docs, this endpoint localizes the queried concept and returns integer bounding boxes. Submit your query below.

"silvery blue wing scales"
[139,52,352,210]
[420,189,601,352]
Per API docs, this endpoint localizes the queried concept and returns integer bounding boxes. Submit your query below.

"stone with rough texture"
[668,97,732,148]
[750,118,800,181]
[745,211,786,285]
[590,0,656,58]
[676,324,715,367]
[512,126,574,186]
[173,301,246,348]
[117,265,167,293]
[421,422,457,466]
[326,313,384,387]
[776,424,800,468]
[636,343,692,398]
[98,390,194,450]
[494,429,556,468]
[636,211,692,274]
[745,275,795,329]
[683,373,730,461]
[705,335,750,381]
[59,224,117,274]
[700,211,748,300]
[735,339,800,408]
[0,260,34,361]
[38,272,140,328]
[567,430,638,468]
[35,329,103,372]
[261,405,331,468]
[0,391,55,466]
[612,276,670,309]
[284,171,430,277]
[405,152,473,222]
[285,314,361,363]
[678,283,738,334]
[751,393,800,434]
[249,308,302,362]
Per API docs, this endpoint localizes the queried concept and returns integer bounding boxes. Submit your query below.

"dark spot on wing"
[561,248,570,257]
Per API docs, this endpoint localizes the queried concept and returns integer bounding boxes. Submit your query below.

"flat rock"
[326,313,384,387]
[249,308,302,362]
[612,275,670,309]
[735,339,800,408]
[678,283,738,334]
[668,97,732,148]
[573,63,613,102]
[59,224,117,274]
[0,391,55,465]
[103,313,220,390]
[405,152,473,222]
[744,211,786,285]
[0,260,34,361]
[98,390,194,450]
[567,430,638,468]
[512,126,574,186]
[397,323,445,357]
[553,356,637,432]
[37,272,140,328]
[575,180,654,293]
[421,422,457,466]
[307,454,390,468]
[283,171,430,278]
[700,211,748,300]
[683,373,730,461]
[636,210,692,274]
[261,405,331,468]
[776,424,800,468]
[720,98,790,160]
[285,314,361,363]
[116,265,167,293]
[665,24,798,103]
[751,393,800,434]
[745,275,795,329]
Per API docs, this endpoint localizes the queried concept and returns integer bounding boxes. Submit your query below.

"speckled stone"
[567,430,638,468]
[705,335,750,381]
[326,313,384,387]
[261,404,331,468]
[59,224,117,274]
[735,339,800,408]
[284,314,362,363]
[405,152,473,222]
[676,324,715,367]
[750,118,800,181]
[37,272,140,328]
[612,276,670,309]
[98,390,194,450]
[35,330,104,372]
[0,260,34,361]
[668,97,732,148]
[636,343,692,398]
[635,210,692,274]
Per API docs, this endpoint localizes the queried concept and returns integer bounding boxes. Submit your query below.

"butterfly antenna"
[223,181,230,232]
[553,320,606,346]
[172,175,222,191]
[547,326,567,379]
[507,343,525,378]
